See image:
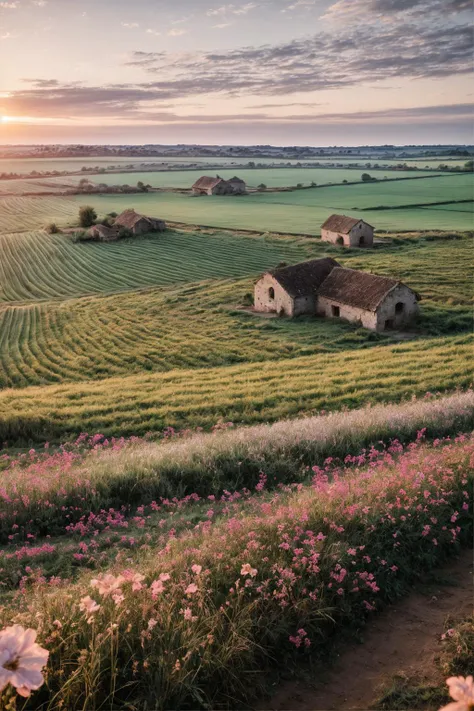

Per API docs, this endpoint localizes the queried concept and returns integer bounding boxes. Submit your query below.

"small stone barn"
[192,176,246,196]
[321,214,374,247]
[88,224,117,242]
[317,267,420,331]
[254,258,340,317]
[114,209,166,235]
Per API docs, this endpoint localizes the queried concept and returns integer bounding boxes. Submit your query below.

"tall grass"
[1,390,472,542]
[0,334,471,444]
[3,435,472,710]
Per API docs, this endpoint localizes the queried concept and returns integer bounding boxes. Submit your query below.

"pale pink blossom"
[147,619,158,631]
[90,573,124,598]
[150,580,165,598]
[0,625,49,697]
[439,676,474,711]
[185,583,198,595]
[159,573,171,582]
[122,570,145,591]
[79,596,100,615]
[240,563,258,578]
[191,565,202,575]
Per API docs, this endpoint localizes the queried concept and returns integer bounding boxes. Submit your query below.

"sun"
[1,115,13,122]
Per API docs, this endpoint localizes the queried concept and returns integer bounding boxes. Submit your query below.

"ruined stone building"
[321,214,374,247]
[254,258,420,331]
[192,176,247,196]
[114,209,166,235]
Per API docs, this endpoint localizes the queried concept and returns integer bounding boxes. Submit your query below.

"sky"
[0,0,472,146]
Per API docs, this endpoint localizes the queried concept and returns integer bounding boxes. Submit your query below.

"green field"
[1,171,472,234]
[88,167,437,189]
[0,231,472,389]
[0,333,471,443]
[0,157,472,444]
[0,155,469,175]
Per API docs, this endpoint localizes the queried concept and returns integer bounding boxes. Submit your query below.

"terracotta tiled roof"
[321,214,371,234]
[270,258,340,298]
[318,267,408,311]
[192,176,224,190]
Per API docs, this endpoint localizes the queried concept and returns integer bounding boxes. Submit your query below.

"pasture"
[87,166,437,189]
[0,233,472,389]
[69,172,473,232]
[0,332,471,443]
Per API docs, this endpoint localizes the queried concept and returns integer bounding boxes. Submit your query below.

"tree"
[78,205,97,228]
[137,181,149,192]
[464,160,473,172]
[257,183,267,190]
[45,222,59,234]
[361,173,374,182]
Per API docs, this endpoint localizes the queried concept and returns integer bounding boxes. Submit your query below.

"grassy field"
[0,228,327,302]
[69,179,473,232]
[0,332,471,443]
[1,171,472,235]
[0,234,472,389]
[88,167,437,189]
[0,156,469,175]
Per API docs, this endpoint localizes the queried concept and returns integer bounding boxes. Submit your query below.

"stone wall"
[317,297,377,329]
[348,221,374,247]
[254,274,295,316]
[317,284,419,331]
[374,285,419,330]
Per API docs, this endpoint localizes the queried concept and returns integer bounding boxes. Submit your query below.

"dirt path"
[261,549,473,711]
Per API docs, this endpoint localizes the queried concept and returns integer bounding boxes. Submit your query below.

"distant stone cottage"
[114,209,166,235]
[321,214,374,247]
[86,209,166,241]
[192,176,247,196]
[254,258,419,331]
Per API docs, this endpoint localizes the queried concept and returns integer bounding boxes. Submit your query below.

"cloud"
[122,22,139,29]
[322,0,472,22]
[126,19,472,99]
[207,3,258,16]
[212,22,233,28]
[168,28,188,36]
[282,0,317,12]
[0,1,19,7]
[31,0,47,6]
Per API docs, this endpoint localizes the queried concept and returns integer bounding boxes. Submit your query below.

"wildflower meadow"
[0,393,472,709]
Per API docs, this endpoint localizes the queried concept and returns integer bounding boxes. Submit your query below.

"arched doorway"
[336,236,344,246]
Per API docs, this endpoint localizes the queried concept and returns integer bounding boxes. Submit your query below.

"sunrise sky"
[0,0,472,145]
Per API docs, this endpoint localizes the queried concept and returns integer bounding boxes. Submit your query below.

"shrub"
[45,222,59,234]
[78,205,97,228]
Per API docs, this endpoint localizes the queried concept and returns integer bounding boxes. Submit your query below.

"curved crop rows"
[0,333,471,443]
[0,195,77,233]
[0,228,319,303]
[0,234,472,390]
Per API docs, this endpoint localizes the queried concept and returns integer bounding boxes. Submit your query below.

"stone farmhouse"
[114,209,166,235]
[254,258,419,331]
[321,214,374,247]
[87,210,166,241]
[192,176,247,196]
